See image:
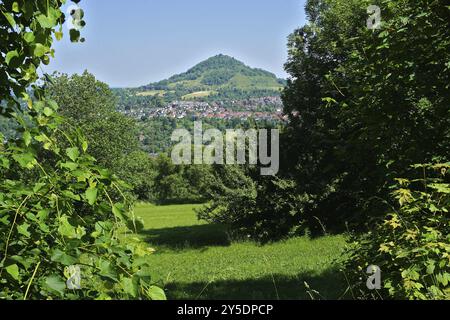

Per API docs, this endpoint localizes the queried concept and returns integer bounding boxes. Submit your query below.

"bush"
[197,166,309,242]
[341,163,450,300]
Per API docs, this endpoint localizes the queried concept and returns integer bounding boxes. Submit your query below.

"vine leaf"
[44,275,66,295]
[147,285,166,300]
[1,11,16,27]
[66,147,80,162]
[6,264,20,281]
[85,187,98,205]
[5,50,19,66]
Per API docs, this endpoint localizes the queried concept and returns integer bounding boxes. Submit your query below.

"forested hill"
[135,54,286,101]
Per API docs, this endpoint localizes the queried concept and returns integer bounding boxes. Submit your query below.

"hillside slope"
[138,54,285,101]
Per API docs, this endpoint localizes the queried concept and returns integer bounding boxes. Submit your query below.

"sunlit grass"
[135,203,349,300]
[182,91,216,100]
[135,90,166,97]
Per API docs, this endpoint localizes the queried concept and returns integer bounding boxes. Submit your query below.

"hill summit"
[139,54,285,101]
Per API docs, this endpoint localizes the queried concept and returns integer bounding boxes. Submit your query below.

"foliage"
[137,117,178,154]
[342,163,450,300]
[0,115,17,141]
[44,71,161,200]
[115,151,156,202]
[326,0,450,225]
[207,0,450,240]
[0,0,164,300]
[137,117,278,154]
[0,112,160,299]
[46,71,140,172]
[198,170,308,242]
[288,0,450,231]
[151,154,216,204]
[114,88,166,112]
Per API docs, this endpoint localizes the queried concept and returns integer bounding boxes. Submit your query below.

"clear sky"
[46,0,307,88]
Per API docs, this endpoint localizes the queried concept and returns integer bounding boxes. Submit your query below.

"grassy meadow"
[135,203,350,300]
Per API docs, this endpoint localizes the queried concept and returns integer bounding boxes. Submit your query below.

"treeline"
[207,88,284,101]
[138,117,279,154]
[114,88,166,111]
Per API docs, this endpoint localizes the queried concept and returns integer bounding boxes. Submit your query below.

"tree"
[46,71,140,171]
[151,154,216,204]
[116,151,157,201]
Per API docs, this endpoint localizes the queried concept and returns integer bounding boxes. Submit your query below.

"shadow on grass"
[141,223,231,251]
[162,268,350,300]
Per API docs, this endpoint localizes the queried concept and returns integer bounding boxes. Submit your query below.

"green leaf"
[10,255,32,269]
[44,275,66,295]
[46,99,59,110]
[2,11,16,28]
[12,2,20,13]
[66,147,80,161]
[0,157,10,169]
[121,277,138,298]
[43,106,53,117]
[23,131,32,146]
[147,285,166,300]
[98,260,117,281]
[426,263,436,275]
[48,6,62,21]
[33,101,45,112]
[51,249,77,266]
[55,31,63,41]
[21,0,33,19]
[429,183,450,194]
[36,14,54,28]
[5,50,19,66]
[33,183,45,193]
[12,153,36,169]
[69,29,81,42]
[33,44,47,57]
[112,205,126,220]
[5,264,20,281]
[85,187,98,205]
[17,222,31,237]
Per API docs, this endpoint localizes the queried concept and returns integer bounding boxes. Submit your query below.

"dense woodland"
[0,0,449,300]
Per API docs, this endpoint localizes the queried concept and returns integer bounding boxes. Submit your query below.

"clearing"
[135,203,349,300]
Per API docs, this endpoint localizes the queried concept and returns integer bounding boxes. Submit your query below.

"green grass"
[135,203,349,300]
[182,91,217,100]
[136,90,166,97]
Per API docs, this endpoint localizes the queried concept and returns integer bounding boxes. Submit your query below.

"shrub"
[197,166,308,242]
[342,163,450,300]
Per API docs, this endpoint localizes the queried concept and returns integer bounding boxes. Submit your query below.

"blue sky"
[46,0,306,87]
